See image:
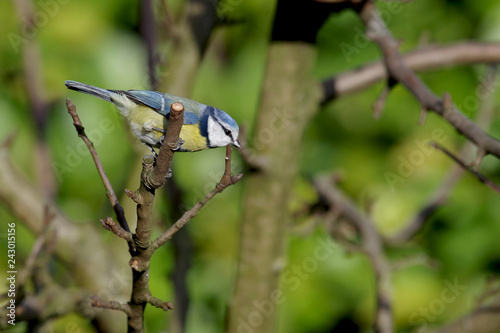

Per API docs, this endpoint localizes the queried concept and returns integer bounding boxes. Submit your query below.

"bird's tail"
[65,80,112,102]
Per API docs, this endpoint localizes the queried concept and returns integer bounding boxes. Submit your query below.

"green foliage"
[1,0,500,332]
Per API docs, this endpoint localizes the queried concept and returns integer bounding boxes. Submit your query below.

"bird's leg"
[152,126,183,151]
[152,126,167,134]
[153,127,167,149]
[158,136,184,151]
[145,142,172,177]
[172,138,184,151]
[146,143,158,158]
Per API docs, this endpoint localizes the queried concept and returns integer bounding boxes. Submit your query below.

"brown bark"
[228,42,321,333]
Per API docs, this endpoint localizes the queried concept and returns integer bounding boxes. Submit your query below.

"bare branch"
[373,85,391,119]
[430,294,500,333]
[140,0,158,89]
[313,175,392,333]
[388,66,499,243]
[146,102,184,189]
[65,100,186,332]
[0,135,124,332]
[151,145,243,251]
[430,142,500,195]
[125,102,184,332]
[66,99,130,234]
[17,206,56,288]
[236,124,269,171]
[13,0,55,197]
[100,217,134,243]
[386,166,463,244]
[90,296,131,315]
[390,254,439,271]
[145,295,174,311]
[322,42,500,103]
[356,2,500,159]
[418,108,428,126]
[131,102,184,252]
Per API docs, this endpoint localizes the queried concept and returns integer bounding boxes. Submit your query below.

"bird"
[65,80,240,153]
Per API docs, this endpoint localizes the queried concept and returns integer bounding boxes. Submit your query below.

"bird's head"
[205,107,240,149]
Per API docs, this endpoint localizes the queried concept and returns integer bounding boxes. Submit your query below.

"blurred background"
[1,0,500,332]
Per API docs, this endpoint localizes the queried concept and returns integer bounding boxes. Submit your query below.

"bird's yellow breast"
[179,124,208,151]
[126,105,208,151]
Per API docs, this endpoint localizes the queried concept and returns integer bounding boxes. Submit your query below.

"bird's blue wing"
[120,90,170,112]
[183,112,199,125]
[119,90,199,124]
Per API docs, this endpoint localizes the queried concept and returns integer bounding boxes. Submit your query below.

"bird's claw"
[147,144,158,158]
[172,138,184,152]
[158,136,183,148]
[147,136,183,157]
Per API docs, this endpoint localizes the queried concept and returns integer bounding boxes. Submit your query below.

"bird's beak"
[233,139,241,148]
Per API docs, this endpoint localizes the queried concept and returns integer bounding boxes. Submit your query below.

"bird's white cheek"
[207,116,227,147]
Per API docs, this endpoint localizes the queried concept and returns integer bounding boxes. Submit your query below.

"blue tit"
[65,80,240,153]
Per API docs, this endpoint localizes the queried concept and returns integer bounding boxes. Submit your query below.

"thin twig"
[66,99,130,234]
[418,108,428,126]
[313,175,392,333]
[13,0,55,197]
[90,295,131,315]
[145,295,174,311]
[18,206,55,288]
[100,217,134,243]
[373,85,391,119]
[321,41,500,103]
[430,142,500,195]
[140,0,158,89]
[386,166,462,244]
[431,294,500,333]
[151,145,243,251]
[236,124,269,171]
[0,134,125,331]
[357,1,500,160]
[388,65,499,244]
[390,254,440,271]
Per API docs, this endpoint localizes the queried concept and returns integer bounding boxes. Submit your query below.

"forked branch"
[151,145,243,251]
[66,99,130,234]
[356,1,500,160]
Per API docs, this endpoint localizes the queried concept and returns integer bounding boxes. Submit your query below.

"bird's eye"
[224,129,231,136]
